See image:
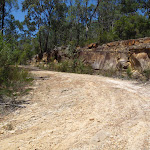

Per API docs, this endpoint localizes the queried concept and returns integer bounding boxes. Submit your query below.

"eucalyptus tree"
[67,0,101,44]
[120,0,140,15]
[139,0,150,18]
[22,0,44,53]
[0,0,18,36]
[22,0,67,52]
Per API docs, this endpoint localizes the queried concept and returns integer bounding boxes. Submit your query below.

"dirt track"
[0,66,150,150]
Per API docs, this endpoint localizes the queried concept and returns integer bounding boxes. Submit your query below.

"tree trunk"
[2,0,5,36]
[39,30,42,54]
[69,0,73,42]
[85,0,88,40]
[44,30,49,52]
[54,29,57,46]
[76,25,80,46]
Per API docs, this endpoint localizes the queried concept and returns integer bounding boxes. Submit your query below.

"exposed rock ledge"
[80,37,150,72]
[31,37,150,80]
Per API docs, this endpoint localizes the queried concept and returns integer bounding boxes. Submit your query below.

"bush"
[98,69,117,77]
[41,59,93,74]
[143,69,150,80]
[72,59,93,74]
[0,34,33,97]
[0,66,33,97]
[113,14,150,40]
[18,43,34,64]
[126,66,132,78]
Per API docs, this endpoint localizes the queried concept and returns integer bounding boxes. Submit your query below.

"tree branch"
[89,0,101,24]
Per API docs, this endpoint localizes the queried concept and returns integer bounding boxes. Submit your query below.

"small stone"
[89,118,94,121]
[9,130,15,134]
[0,130,4,134]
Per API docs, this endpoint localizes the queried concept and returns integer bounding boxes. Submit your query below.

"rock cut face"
[131,52,150,71]
[81,37,150,70]
[31,37,150,79]
[88,43,98,49]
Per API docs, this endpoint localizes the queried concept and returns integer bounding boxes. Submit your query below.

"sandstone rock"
[76,46,81,50]
[117,54,128,69]
[93,43,98,48]
[132,70,143,79]
[88,43,93,49]
[143,38,150,44]
[0,130,4,134]
[130,53,142,72]
[92,61,101,70]
[107,41,119,47]
[131,53,150,71]
[42,52,48,62]
[79,37,150,79]
[31,37,150,80]
[53,59,58,64]
[134,40,140,45]
[88,43,98,49]
[128,40,135,46]
[136,52,148,60]
[122,39,135,46]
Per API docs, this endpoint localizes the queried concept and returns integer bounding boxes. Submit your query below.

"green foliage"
[120,0,139,14]
[18,43,34,64]
[126,66,132,78]
[0,33,33,97]
[98,29,117,44]
[19,0,150,50]
[41,59,93,75]
[0,66,33,97]
[114,14,150,40]
[143,69,150,80]
[0,37,13,67]
[98,69,117,77]
[73,59,93,74]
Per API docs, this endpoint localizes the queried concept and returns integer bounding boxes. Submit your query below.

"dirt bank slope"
[0,67,150,150]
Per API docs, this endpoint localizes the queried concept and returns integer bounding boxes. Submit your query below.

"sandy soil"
[0,66,150,150]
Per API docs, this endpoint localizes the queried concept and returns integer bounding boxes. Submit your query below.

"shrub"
[143,69,150,80]
[73,59,93,74]
[0,33,33,97]
[127,66,132,78]
[18,43,34,64]
[0,66,33,97]
[113,14,150,40]
[42,59,93,74]
[98,69,117,77]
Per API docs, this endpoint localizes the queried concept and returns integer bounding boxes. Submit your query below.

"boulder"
[130,53,142,72]
[134,40,140,45]
[143,38,150,44]
[54,59,58,64]
[42,52,49,62]
[132,70,142,79]
[107,41,119,47]
[135,52,150,71]
[117,53,128,69]
[88,43,98,49]
[122,40,135,46]
[131,70,146,80]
